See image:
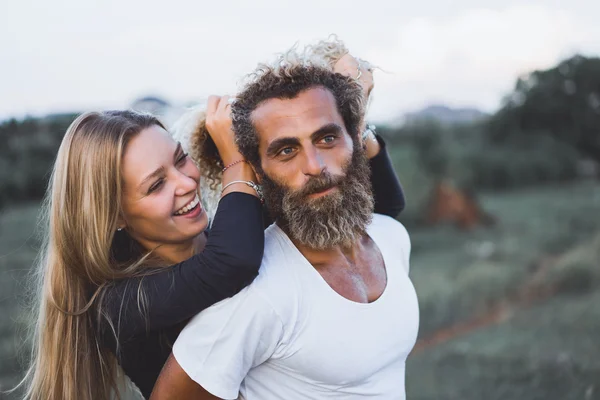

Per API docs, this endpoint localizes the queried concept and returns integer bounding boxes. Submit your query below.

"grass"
[405,181,600,337]
[0,204,40,397]
[402,180,600,399]
[0,180,599,399]
[406,290,600,400]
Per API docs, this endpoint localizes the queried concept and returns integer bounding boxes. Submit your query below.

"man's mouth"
[307,185,338,199]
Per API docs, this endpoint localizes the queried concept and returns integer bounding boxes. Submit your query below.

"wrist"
[221,180,264,203]
[363,125,381,159]
[222,162,257,182]
[219,151,244,166]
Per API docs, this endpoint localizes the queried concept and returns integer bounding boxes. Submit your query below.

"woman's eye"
[148,179,164,194]
[177,153,188,165]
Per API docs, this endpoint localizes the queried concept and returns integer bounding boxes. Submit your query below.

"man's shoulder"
[369,214,411,273]
[192,224,299,323]
[369,213,410,242]
[239,223,302,311]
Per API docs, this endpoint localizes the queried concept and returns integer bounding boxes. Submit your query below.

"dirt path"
[413,255,559,353]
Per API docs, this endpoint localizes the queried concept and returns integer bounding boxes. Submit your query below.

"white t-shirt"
[173,214,419,399]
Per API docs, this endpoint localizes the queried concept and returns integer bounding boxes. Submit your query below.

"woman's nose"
[174,170,198,196]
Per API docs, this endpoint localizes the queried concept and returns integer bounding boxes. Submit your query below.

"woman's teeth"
[174,194,200,215]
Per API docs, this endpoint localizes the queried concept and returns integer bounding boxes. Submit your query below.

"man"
[151,57,419,400]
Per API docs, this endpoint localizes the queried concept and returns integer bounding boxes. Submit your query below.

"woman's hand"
[333,53,374,100]
[205,95,242,166]
[204,95,260,200]
[333,54,380,158]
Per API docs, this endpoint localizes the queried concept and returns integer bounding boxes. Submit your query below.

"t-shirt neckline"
[271,220,391,308]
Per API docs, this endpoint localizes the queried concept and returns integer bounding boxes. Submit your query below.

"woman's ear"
[116,215,127,232]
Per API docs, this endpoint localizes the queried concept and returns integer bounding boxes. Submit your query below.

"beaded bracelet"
[222,159,246,173]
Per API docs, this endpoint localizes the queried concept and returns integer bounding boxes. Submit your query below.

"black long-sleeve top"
[98,136,405,399]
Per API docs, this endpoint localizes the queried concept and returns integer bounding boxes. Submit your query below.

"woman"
[20,42,404,400]
[20,98,264,400]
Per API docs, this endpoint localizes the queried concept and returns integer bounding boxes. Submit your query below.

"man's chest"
[313,239,388,304]
[263,265,419,387]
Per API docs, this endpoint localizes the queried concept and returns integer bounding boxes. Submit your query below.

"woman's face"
[119,125,208,250]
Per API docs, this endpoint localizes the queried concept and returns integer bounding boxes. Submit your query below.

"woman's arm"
[368,134,405,218]
[333,53,405,218]
[100,96,264,349]
[100,191,263,348]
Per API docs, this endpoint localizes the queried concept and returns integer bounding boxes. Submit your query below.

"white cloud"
[1,1,599,122]
[365,4,600,121]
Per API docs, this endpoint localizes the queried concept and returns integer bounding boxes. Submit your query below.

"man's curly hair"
[231,53,365,172]
[303,34,375,76]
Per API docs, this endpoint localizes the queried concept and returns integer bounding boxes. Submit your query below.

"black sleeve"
[99,192,264,348]
[370,135,406,218]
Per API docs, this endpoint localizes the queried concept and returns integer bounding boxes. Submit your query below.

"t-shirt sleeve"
[373,214,411,275]
[172,286,284,399]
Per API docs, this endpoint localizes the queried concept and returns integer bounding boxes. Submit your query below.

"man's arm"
[151,354,220,400]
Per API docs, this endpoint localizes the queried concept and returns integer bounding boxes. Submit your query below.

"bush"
[380,121,581,195]
[0,114,78,204]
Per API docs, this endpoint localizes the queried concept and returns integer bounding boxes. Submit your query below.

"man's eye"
[279,147,295,156]
[321,135,336,144]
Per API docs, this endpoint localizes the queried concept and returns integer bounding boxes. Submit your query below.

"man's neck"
[290,235,366,268]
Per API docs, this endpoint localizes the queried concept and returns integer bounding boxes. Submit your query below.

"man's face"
[251,87,373,249]
[253,87,354,195]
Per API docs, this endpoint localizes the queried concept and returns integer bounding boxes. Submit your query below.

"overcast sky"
[1,0,599,123]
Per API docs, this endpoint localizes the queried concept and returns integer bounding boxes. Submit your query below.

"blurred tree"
[0,114,77,203]
[411,120,449,180]
[490,55,600,162]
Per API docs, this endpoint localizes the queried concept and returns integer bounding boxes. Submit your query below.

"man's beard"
[261,145,374,250]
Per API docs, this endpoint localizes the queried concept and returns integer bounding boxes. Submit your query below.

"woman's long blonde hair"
[18,110,165,400]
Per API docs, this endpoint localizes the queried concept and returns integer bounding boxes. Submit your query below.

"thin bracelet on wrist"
[221,180,264,204]
[222,159,246,173]
[362,124,377,142]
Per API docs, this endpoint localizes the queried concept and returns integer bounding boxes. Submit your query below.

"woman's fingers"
[334,53,374,99]
[206,95,220,117]
[203,95,240,164]
[217,95,230,112]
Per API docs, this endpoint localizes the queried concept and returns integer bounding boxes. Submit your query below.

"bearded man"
[150,55,419,400]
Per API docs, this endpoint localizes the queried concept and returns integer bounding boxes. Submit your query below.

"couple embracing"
[21,38,418,400]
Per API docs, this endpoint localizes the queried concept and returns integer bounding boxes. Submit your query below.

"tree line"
[0,54,598,209]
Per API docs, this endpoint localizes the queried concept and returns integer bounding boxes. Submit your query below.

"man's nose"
[302,146,325,177]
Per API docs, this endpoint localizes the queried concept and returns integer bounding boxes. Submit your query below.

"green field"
[405,181,600,399]
[1,181,599,399]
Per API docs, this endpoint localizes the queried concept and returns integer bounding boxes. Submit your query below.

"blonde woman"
[19,98,264,400]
